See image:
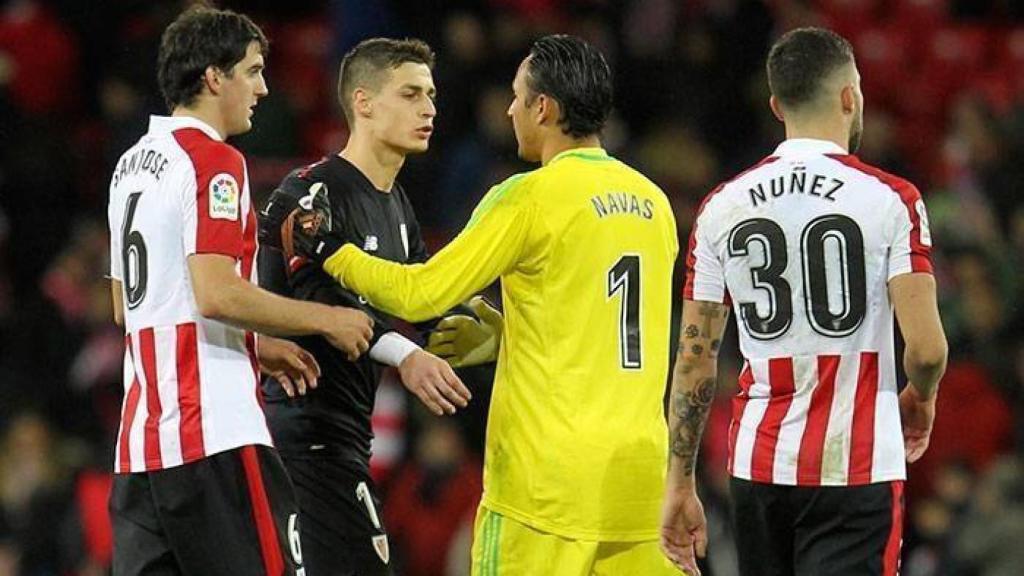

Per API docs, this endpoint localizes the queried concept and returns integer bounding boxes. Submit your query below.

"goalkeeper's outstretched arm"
[269,177,535,322]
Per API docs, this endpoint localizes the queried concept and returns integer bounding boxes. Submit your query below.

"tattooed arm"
[668,299,731,483]
[660,298,731,575]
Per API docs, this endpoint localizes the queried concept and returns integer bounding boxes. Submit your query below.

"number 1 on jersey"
[608,254,642,369]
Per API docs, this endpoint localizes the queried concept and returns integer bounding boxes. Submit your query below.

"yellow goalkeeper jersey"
[324,147,679,540]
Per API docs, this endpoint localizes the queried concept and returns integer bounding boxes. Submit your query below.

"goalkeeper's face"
[365,62,437,154]
[508,60,541,162]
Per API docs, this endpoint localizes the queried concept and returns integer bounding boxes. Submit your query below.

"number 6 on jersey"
[121,191,148,309]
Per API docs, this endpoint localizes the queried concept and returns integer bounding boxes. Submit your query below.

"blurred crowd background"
[1,0,1023,575]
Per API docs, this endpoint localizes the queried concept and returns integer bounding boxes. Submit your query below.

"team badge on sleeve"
[371,534,390,564]
[209,173,240,220]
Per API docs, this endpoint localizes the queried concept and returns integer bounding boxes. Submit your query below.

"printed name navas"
[591,191,655,220]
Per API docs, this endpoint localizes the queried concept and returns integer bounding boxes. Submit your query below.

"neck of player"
[541,134,603,165]
[782,116,851,153]
[339,132,406,192]
[173,106,229,140]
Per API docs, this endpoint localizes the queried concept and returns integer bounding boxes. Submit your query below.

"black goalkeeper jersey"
[258,155,429,464]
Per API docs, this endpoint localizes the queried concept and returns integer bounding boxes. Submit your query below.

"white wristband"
[369,332,420,367]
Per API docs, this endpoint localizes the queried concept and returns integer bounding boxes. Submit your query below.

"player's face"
[369,62,436,154]
[220,41,268,137]
[508,60,540,162]
[848,66,865,153]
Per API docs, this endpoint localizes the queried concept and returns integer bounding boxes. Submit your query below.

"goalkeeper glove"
[258,182,344,264]
[426,296,503,368]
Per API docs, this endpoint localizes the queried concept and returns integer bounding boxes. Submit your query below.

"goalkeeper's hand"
[258,182,344,264]
[425,296,503,368]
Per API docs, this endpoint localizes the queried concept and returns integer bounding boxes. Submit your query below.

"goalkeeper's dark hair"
[767,27,855,111]
[158,5,268,111]
[337,38,435,126]
[524,34,613,139]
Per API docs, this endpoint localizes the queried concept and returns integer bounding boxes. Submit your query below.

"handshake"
[258,184,504,370]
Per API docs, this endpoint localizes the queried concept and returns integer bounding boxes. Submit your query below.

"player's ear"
[203,66,223,96]
[352,87,372,119]
[769,95,785,123]
[840,84,856,116]
[536,93,555,126]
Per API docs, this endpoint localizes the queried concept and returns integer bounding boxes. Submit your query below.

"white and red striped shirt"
[685,138,933,486]
[107,115,270,473]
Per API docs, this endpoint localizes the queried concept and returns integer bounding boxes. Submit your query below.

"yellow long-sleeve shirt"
[324,148,679,540]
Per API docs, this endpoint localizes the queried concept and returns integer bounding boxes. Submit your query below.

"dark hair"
[337,38,435,125]
[157,6,268,111]
[524,34,613,139]
[766,27,855,110]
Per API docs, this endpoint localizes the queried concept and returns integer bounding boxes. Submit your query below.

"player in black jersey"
[256,38,496,576]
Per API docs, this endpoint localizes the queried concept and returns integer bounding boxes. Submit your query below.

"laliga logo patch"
[209,173,239,220]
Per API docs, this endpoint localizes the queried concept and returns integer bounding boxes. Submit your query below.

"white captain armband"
[369,332,420,367]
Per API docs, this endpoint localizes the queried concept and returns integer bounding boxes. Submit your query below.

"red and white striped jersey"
[107,115,270,474]
[685,138,933,486]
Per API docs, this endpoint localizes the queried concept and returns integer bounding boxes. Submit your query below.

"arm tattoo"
[678,358,696,374]
[697,301,722,336]
[670,377,717,477]
[671,301,729,478]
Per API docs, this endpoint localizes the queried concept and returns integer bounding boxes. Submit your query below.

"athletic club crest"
[371,534,390,564]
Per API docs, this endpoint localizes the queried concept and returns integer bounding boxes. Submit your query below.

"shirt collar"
[148,115,223,141]
[549,147,611,165]
[772,138,847,157]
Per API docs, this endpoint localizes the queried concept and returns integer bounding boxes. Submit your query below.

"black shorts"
[109,444,303,576]
[281,453,393,576]
[730,477,904,576]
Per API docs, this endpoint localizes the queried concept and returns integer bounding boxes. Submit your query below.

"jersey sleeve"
[303,276,402,346]
[177,137,246,259]
[322,174,535,322]
[256,242,291,297]
[886,180,933,279]
[274,170,317,203]
[683,192,729,303]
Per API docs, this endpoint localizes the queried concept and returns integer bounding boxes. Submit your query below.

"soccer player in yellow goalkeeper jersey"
[268,35,681,575]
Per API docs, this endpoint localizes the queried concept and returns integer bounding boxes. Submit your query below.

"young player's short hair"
[766,27,855,111]
[157,6,268,112]
[524,34,613,139]
[337,38,436,125]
